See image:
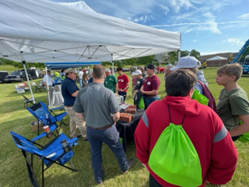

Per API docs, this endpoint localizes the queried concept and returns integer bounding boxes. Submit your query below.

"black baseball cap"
[147,64,155,70]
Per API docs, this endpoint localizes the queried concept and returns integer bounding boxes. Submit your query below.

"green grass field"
[0,65,249,187]
[0,65,18,73]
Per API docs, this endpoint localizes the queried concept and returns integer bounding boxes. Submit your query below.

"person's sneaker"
[76,134,82,138]
[83,137,88,141]
[122,159,134,174]
[98,166,104,185]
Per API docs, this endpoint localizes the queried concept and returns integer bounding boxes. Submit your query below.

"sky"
[51,0,249,56]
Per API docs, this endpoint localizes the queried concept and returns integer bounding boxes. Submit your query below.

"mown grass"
[0,65,17,73]
[0,66,249,187]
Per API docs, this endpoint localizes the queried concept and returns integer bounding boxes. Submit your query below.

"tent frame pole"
[111,54,114,75]
[22,61,35,104]
[45,66,51,107]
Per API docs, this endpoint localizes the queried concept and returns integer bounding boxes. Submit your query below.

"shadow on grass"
[0,95,47,114]
[6,89,46,98]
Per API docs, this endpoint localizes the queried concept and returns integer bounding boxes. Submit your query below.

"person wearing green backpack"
[216,63,249,142]
[135,69,238,187]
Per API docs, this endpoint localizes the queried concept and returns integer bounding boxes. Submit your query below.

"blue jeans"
[79,79,82,88]
[118,91,127,101]
[144,96,159,109]
[86,125,129,184]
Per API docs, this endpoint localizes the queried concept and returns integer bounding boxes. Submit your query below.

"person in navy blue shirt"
[61,68,87,141]
[88,72,93,84]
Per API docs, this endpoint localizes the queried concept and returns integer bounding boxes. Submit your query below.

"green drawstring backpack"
[192,89,209,106]
[148,105,202,187]
[237,121,249,143]
[138,96,145,109]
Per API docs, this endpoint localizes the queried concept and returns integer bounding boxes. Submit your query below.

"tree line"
[1,48,248,68]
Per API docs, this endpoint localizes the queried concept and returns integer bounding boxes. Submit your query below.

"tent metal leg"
[22,61,35,103]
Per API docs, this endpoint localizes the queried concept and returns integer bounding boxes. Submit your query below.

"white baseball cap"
[105,68,111,73]
[167,64,173,68]
[170,56,201,71]
[133,69,142,75]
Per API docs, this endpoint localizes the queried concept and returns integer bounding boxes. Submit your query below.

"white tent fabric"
[0,0,181,104]
[59,1,96,12]
[0,0,181,63]
[206,56,227,61]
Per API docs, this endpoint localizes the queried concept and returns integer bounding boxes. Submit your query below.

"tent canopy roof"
[206,56,227,61]
[0,0,181,63]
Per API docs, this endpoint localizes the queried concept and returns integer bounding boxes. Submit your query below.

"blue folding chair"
[27,101,67,135]
[10,131,78,187]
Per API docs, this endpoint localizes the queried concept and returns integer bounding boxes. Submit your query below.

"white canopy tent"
[0,0,181,103]
[206,56,227,67]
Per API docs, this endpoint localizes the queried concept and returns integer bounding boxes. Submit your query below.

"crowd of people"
[42,57,249,186]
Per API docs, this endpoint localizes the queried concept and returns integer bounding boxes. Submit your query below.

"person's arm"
[114,76,118,93]
[206,114,238,185]
[140,77,160,95]
[140,85,144,92]
[75,112,85,121]
[109,92,120,121]
[43,76,47,88]
[121,75,130,91]
[121,82,129,92]
[141,89,158,96]
[112,111,120,123]
[227,96,249,137]
[115,83,118,93]
[229,115,249,137]
[134,111,151,168]
[71,90,79,97]
[140,83,158,95]
[43,81,47,88]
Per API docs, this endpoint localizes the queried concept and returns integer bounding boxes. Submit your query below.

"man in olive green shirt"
[216,64,249,141]
[104,69,118,93]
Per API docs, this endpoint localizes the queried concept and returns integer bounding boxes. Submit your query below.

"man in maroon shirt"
[140,64,161,109]
[117,67,129,101]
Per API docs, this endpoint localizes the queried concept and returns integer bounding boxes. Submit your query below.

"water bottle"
[61,139,70,152]
[46,113,51,125]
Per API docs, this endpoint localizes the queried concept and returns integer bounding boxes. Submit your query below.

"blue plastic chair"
[10,131,78,187]
[27,101,67,134]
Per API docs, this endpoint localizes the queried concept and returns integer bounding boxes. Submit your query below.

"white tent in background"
[206,56,227,67]
[0,0,181,103]
[206,56,227,61]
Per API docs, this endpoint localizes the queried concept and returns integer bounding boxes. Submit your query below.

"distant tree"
[190,49,200,59]
[1,58,13,66]
[168,51,178,65]
[181,50,190,57]
[101,61,111,67]
[114,60,123,67]
[137,55,154,65]
[122,58,138,66]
